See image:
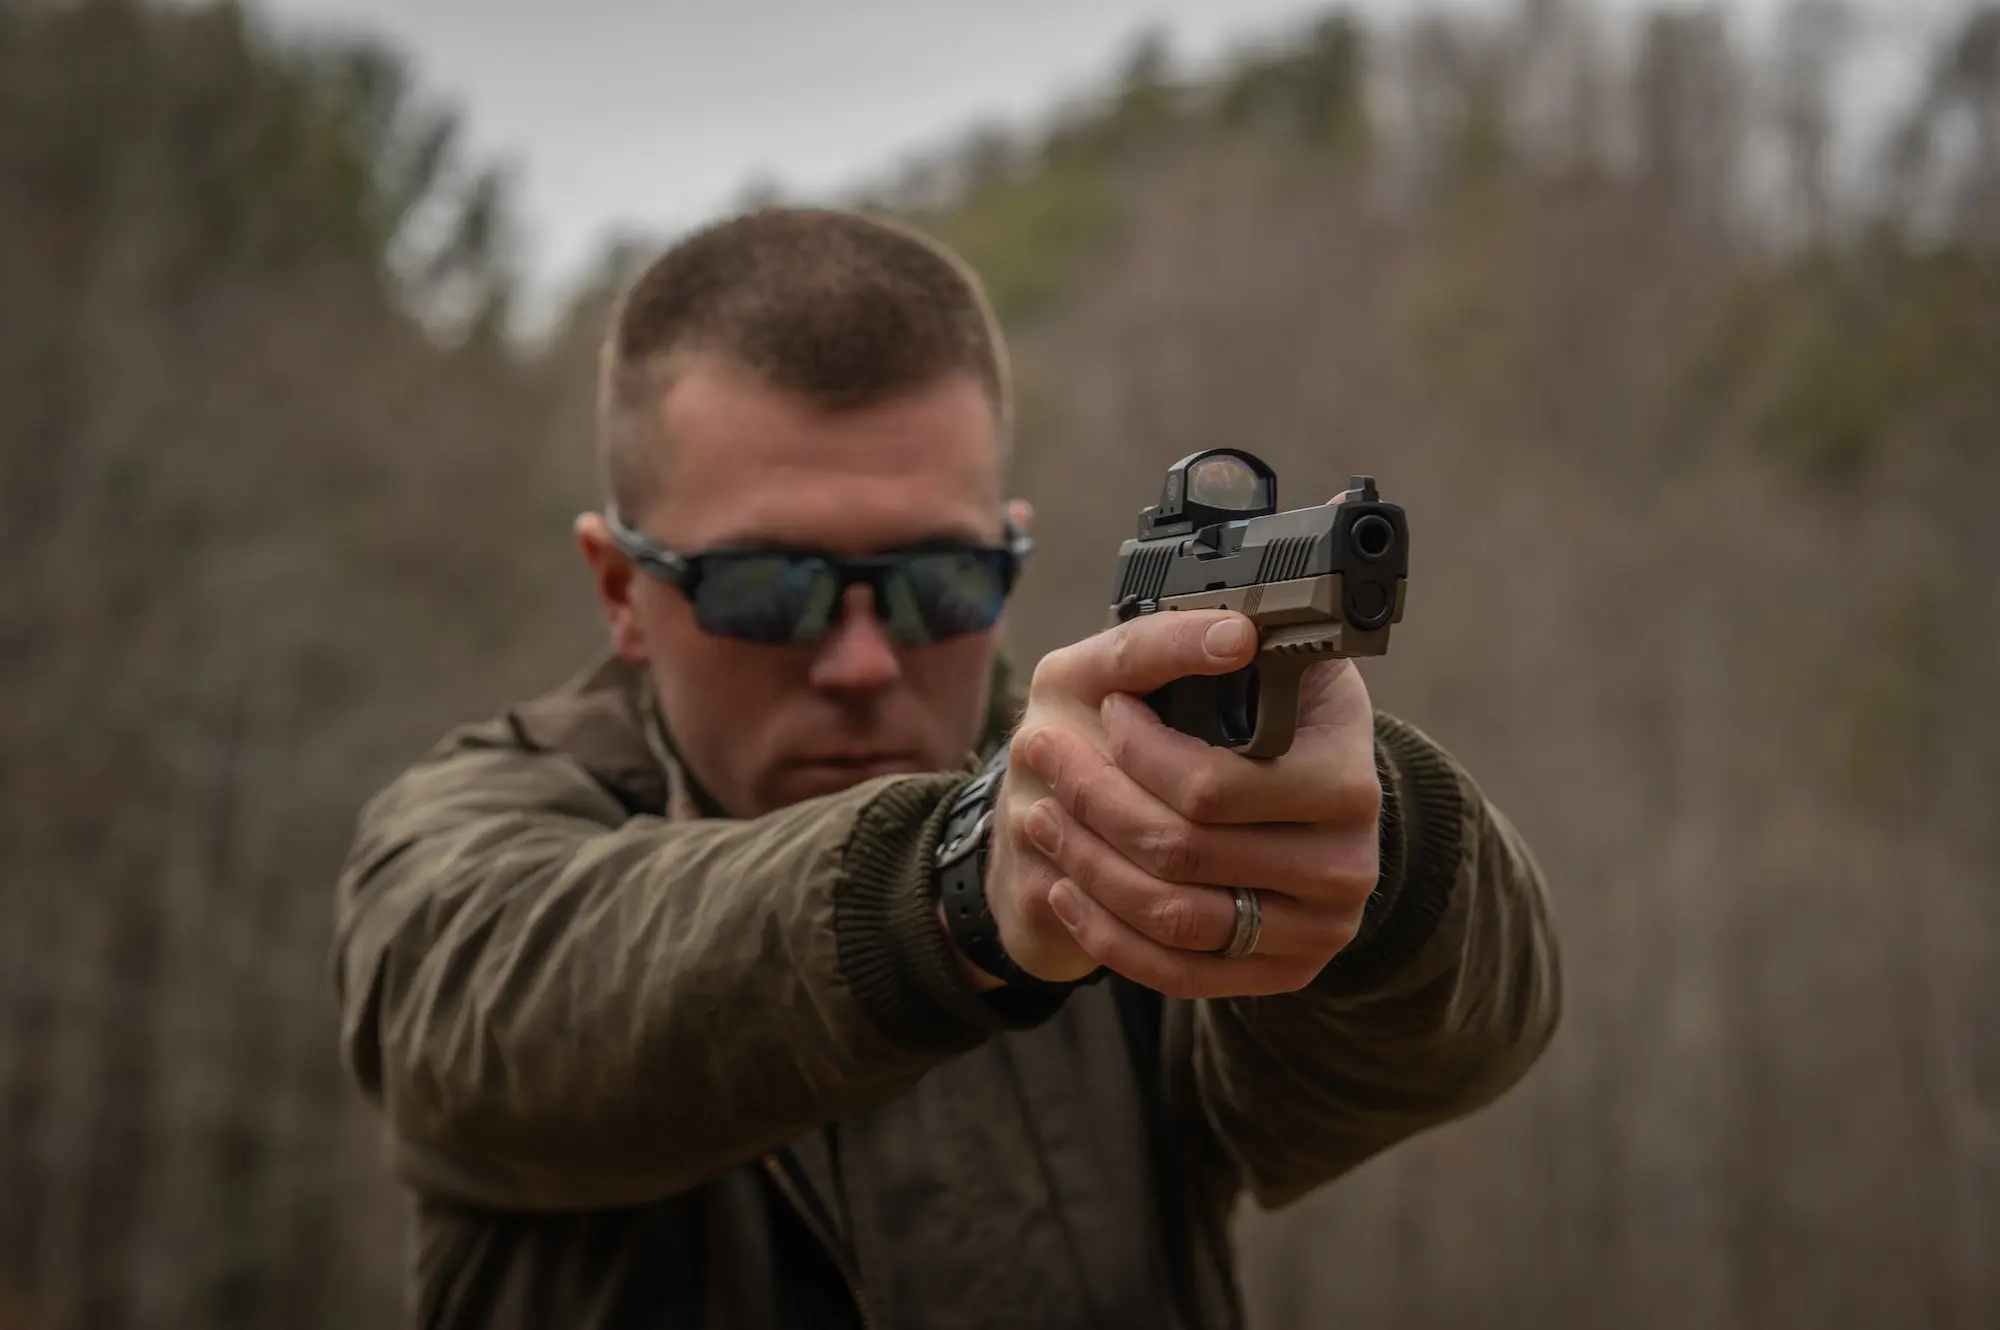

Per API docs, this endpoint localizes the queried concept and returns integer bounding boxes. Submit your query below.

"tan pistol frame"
[1103,572,1407,759]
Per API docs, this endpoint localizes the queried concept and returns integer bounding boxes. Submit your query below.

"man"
[334,208,1560,1329]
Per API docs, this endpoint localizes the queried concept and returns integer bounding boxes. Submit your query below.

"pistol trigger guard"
[1232,644,1319,760]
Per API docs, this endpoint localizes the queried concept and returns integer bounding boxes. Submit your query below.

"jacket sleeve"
[332,721,1030,1212]
[1166,712,1563,1210]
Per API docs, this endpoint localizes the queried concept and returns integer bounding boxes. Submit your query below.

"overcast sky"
[254,0,1942,307]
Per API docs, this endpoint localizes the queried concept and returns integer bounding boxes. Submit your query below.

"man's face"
[579,355,1009,817]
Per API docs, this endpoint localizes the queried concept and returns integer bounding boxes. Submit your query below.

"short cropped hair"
[596,208,1012,516]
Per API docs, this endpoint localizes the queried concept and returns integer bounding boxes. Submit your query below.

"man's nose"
[807,583,904,691]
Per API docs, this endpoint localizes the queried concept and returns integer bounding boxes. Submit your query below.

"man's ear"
[575,512,649,663]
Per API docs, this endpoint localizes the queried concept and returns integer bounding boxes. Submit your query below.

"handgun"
[1105,448,1409,759]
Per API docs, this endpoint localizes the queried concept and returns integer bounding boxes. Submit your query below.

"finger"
[980,831,1069,960]
[1016,725,1379,899]
[1021,798,1363,958]
[1291,653,1376,735]
[1029,609,1258,706]
[1045,879,1326,1000]
[1100,688,1380,827]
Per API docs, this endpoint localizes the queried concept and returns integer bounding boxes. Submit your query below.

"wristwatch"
[935,748,1100,999]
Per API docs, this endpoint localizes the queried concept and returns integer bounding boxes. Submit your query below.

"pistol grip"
[1141,635,1340,760]
[1143,670,1249,754]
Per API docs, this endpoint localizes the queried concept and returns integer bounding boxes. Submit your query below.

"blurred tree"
[0,3,578,1327]
[1634,7,1744,226]
[1217,12,1371,157]
[1774,1,1857,241]
[1892,5,2000,242]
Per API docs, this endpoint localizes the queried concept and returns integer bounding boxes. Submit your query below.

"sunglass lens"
[696,555,838,645]
[893,550,1009,644]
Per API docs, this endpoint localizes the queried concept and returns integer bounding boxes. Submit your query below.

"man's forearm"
[336,738,1015,1210]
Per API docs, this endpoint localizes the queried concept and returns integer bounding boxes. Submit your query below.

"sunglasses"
[605,508,1031,647]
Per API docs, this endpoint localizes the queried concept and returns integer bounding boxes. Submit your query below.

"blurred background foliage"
[1,1,1995,1327]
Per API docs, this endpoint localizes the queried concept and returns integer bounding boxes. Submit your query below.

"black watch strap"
[936,748,1099,1001]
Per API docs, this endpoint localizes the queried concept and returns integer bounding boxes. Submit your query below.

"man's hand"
[983,606,1382,998]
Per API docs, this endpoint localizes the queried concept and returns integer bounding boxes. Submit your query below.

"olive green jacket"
[334,654,1559,1329]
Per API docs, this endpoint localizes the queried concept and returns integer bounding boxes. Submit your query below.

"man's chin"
[767,756,931,806]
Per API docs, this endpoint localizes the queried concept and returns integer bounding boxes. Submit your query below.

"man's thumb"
[1041,608,1258,702]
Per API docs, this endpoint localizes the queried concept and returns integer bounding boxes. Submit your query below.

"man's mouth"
[787,752,926,782]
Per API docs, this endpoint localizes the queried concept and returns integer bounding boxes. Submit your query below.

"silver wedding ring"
[1216,887,1264,960]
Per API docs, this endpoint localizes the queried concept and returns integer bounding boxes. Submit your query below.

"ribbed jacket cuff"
[833,774,1066,1054]
[1314,713,1465,996]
